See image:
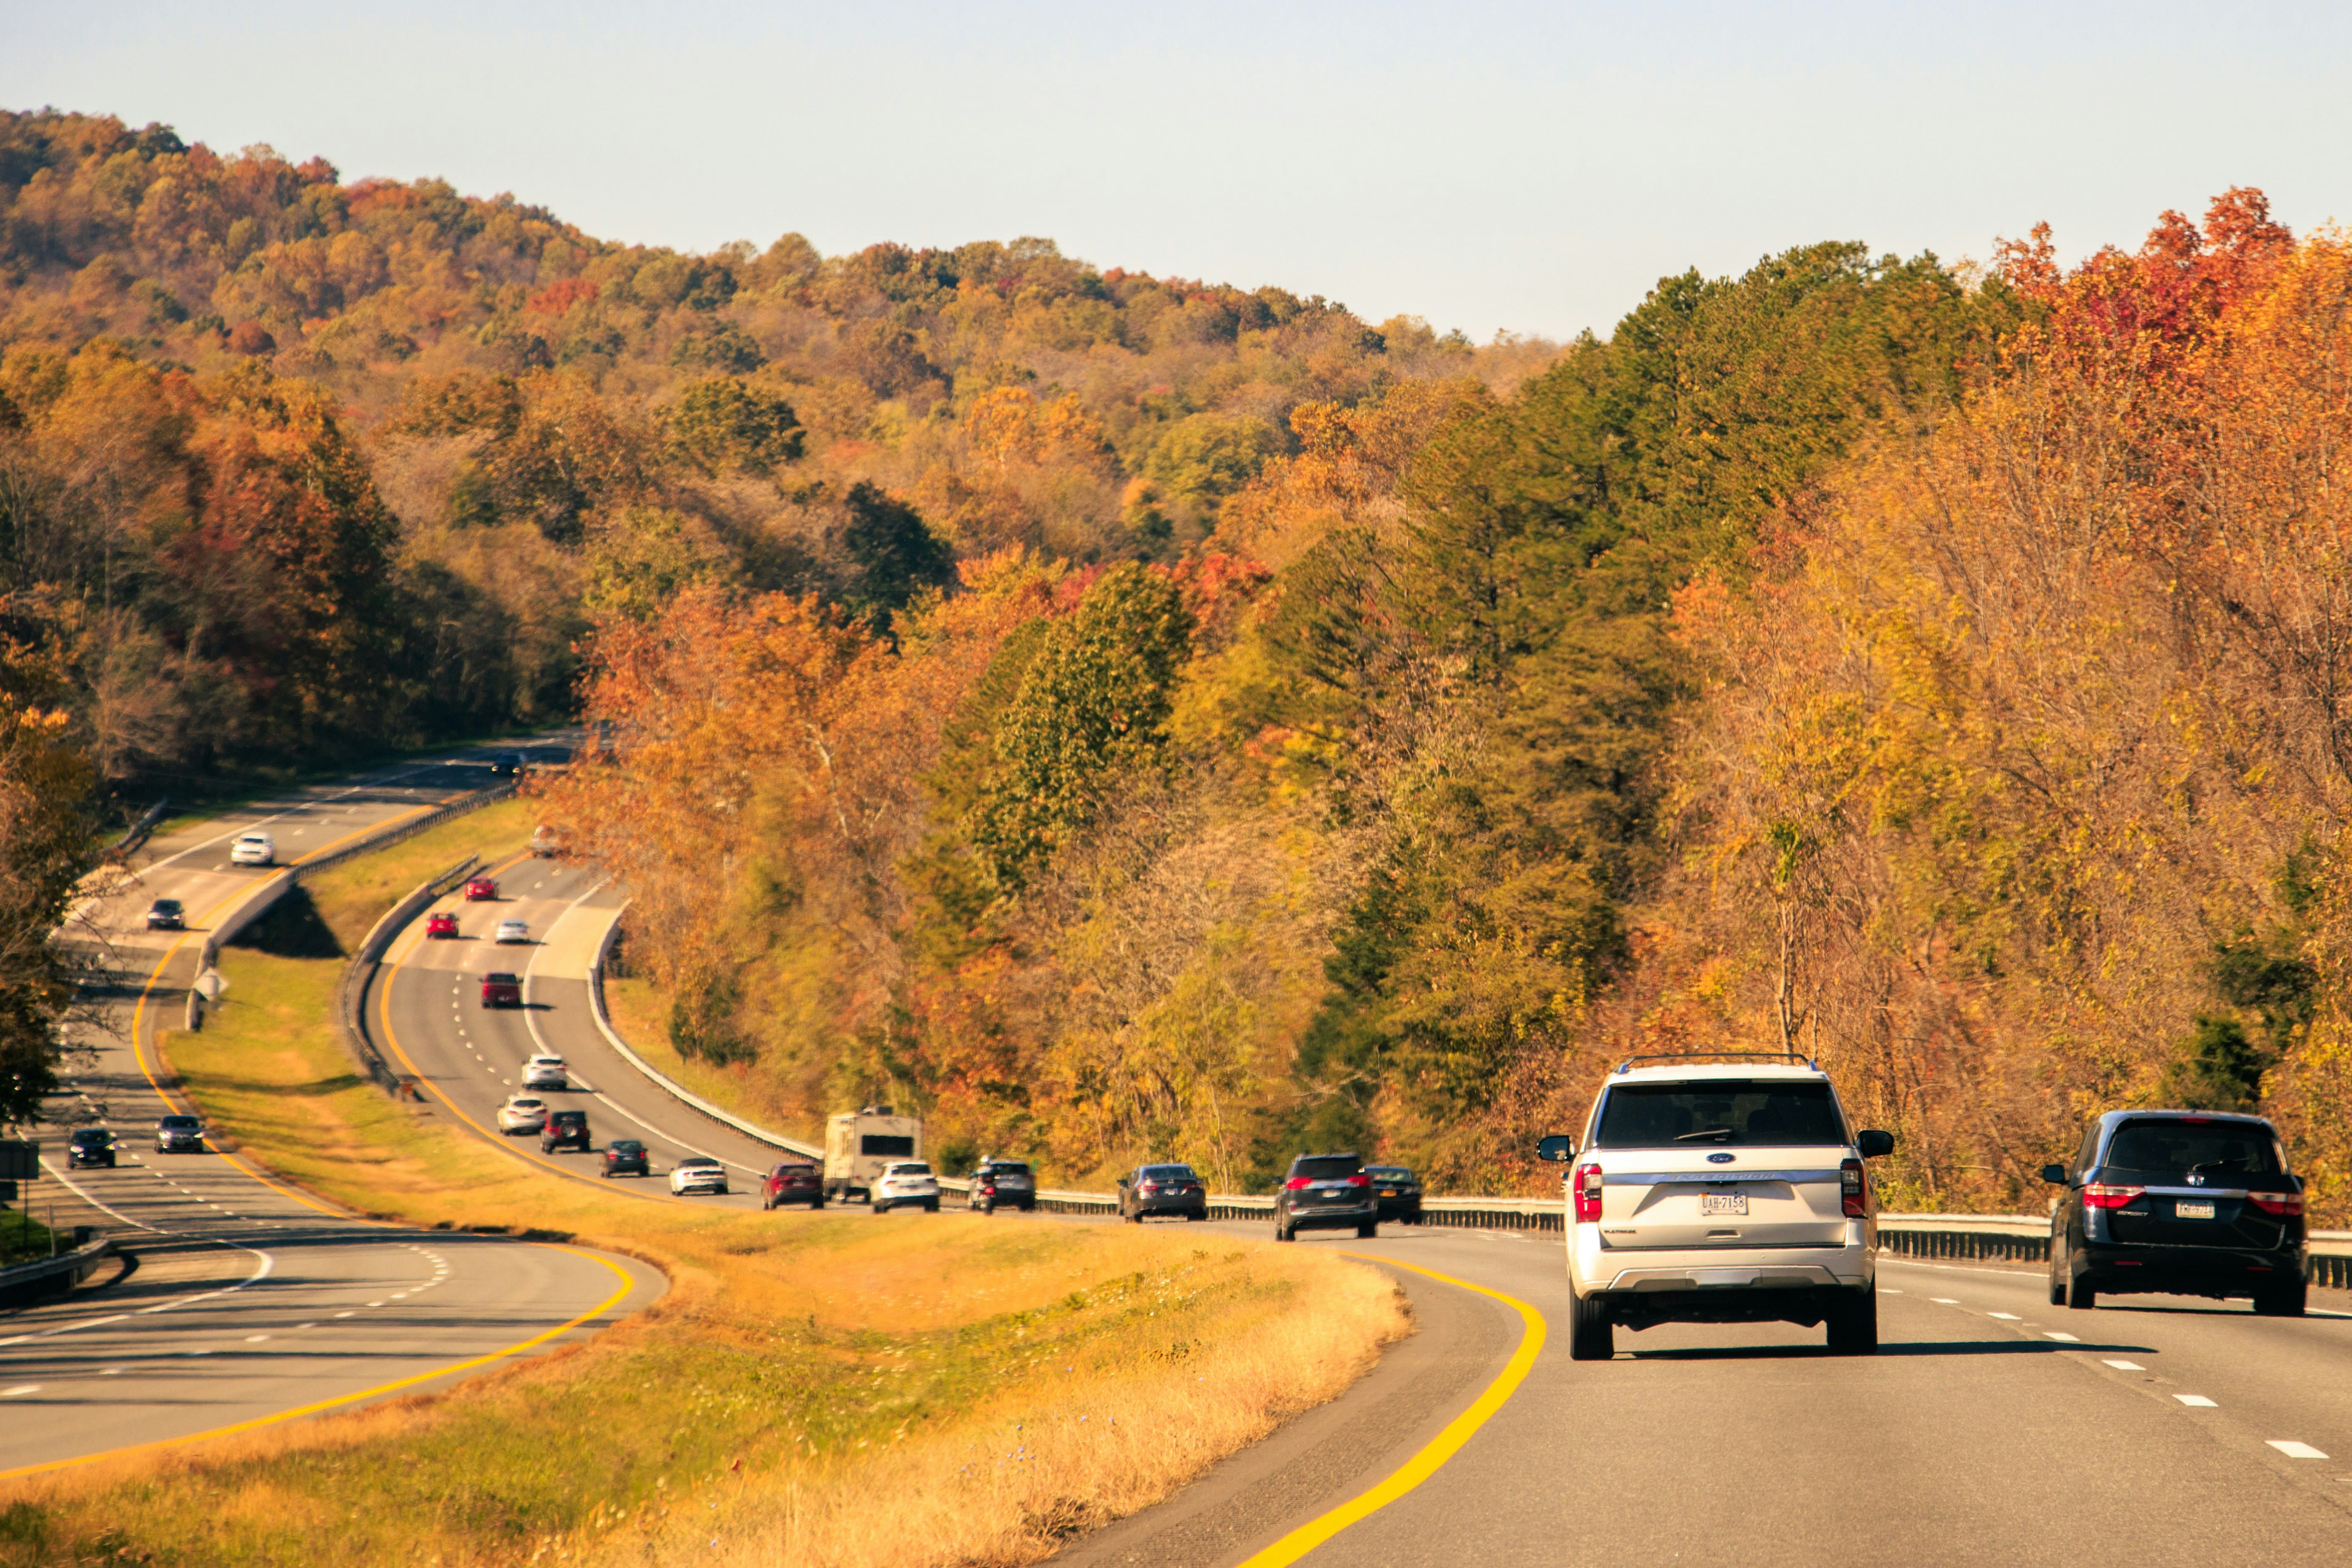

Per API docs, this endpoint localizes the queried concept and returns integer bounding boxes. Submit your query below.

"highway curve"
[1,757,661,1479]
[368,854,802,1208]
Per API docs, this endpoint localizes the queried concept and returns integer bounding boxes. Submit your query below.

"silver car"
[229,832,275,866]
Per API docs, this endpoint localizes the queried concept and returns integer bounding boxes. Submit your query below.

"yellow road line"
[1235,1256,1547,1568]
[0,1245,635,1482]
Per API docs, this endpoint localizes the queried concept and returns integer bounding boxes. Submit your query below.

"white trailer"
[824,1106,923,1203]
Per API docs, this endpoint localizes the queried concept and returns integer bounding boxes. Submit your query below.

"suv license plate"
[1699,1192,1748,1216]
[2175,1200,2216,1219]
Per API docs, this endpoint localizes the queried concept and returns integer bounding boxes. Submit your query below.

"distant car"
[530,824,565,858]
[760,1161,824,1210]
[1118,1163,1208,1223]
[1366,1165,1424,1224]
[1273,1152,1375,1242]
[2044,1109,2308,1316]
[524,1053,568,1090]
[969,1157,1036,1214]
[601,1139,650,1178]
[873,1161,940,1214]
[67,1128,117,1168]
[489,752,523,778]
[154,1114,205,1154]
[497,1095,549,1134]
[495,919,529,945]
[670,1156,729,1195]
[145,898,185,931]
[481,971,522,1008]
[425,912,459,939]
[541,1109,591,1153]
[464,878,498,902]
[228,832,275,866]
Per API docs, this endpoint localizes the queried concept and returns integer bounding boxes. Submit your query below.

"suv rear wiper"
[1674,1128,1735,1142]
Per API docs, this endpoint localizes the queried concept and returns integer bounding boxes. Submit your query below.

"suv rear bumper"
[2076,1240,2304,1299]
[1574,1233,1873,1316]
[1284,1202,1375,1232]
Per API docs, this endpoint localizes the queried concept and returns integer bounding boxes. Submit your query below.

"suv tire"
[2255,1282,2307,1317]
[2067,1277,2097,1310]
[1356,1218,1378,1238]
[1567,1293,1612,1361]
[1826,1288,1878,1354]
[1275,1215,1295,1243]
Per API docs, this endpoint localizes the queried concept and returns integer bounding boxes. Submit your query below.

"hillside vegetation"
[10,108,2349,1214]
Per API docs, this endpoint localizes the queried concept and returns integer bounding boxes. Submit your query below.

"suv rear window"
[1290,1156,1361,1180]
[1593,1081,1846,1148]
[2103,1120,2283,1180]
[983,1161,1031,1176]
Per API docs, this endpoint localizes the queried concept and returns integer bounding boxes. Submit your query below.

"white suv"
[1538,1056,1893,1360]
[524,1054,568,1090]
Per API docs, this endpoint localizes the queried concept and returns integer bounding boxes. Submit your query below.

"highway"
[2,755,660,1479]
[100,767,2352,1562]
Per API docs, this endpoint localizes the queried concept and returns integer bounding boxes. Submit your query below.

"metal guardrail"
[0,1232,114,1307]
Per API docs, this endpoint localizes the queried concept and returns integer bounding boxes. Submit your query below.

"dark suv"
[1274,1152,1376,1242]
[155,1114,205,1154]
[68,1128,118,1168]
[1118,1163,1207,1223]
[970,1158,1036,1214]
[2044,1110,2306,1316]
[541,1109,591,1153]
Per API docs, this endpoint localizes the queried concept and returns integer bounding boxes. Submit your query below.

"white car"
[229,832,275,866]
[494,919,529,944]
[1538,1055,1893,1360]
[873,1161,940,1214]
[670,1157,729,1196]
[497,1095,548,1134]
[524,1054,568,1090]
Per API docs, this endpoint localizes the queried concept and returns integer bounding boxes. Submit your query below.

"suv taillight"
[1284,1176,1312,1190]
[2250,1192,2304,1217]
[1840,1158,1866,1218]
[2082,1183,2145,1209]
[1573,1163,1603,1222]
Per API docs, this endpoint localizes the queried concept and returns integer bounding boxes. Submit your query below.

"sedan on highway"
[67,1128,118,1168]
[2044,1109,2307,1316]
[464,877,498,901]
[1367,1165,1424,1223]
[154,1114,205,1154]
[873,1161,940,1214]
[760,1162,824,1209]
[1118,1163,1207,1223]
[481,971,522,1008]
[497,1095,549,1134]
[601,1140,650,1178]
[145,898,185,931]
[494,919,529,945]
[228,832,275,866]
[524,1054,568,1090]
[425,912,459,939]
[670,1156,730,1196]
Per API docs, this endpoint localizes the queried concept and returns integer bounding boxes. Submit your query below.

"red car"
[480,971,522,1008]
[760,1162,825,1210]
[425,912,459,939]
[464,877,498,902]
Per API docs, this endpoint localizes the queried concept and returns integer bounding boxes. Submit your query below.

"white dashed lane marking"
[2104,1359,2146,1371]
[1,1386,39,1397]
[2176,1395,2218,1407]
[1930,1297,1960,1305]
[2269,1441,2328,1459]
[2045,1332,2080,1343]
[1988,1312,2020,1321]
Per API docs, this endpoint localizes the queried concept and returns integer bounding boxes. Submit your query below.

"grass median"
[1,841,1407,1567]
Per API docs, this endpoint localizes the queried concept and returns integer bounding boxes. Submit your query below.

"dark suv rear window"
[984,1162,1031,1176]
[2102,1120,2283,1180]
[1593,1081,1845,1148]
[1290,1156,1361,1180]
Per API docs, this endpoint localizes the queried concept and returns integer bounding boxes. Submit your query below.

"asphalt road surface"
[3,754,660,1479]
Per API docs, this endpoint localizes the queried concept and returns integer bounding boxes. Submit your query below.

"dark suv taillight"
[1573,1162,1603,1222]
[2082,1183,2145,1210]
[1840,1158,1866,1218]
[2250,1192,2304,1217]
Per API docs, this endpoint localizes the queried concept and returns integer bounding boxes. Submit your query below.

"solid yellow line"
[1234,1256,1547,1568]
[0,1245,635,1482]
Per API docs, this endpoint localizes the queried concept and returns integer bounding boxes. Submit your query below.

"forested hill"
[11,109,2345,1220]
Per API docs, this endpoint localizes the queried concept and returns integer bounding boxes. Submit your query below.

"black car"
[1274,1152,1376,1242]
[541,1109,591,1153]
[970,1158,1036,1214]
[2044,1109,2306,1316]
[1365,1165,1423,1223]
[154,1114,205,1154]
[601,1139,649,1178]
[145,898,185,931]
[68,1128,117,1168]
[1118,1163,1207,1223]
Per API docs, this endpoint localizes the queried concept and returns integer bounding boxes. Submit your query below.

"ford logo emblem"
[1707,1152,1735,1164]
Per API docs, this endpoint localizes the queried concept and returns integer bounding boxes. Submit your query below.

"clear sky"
[10,1,2350,340]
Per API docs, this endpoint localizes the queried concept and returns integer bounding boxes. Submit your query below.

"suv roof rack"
[1612,1050,1819,1075]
